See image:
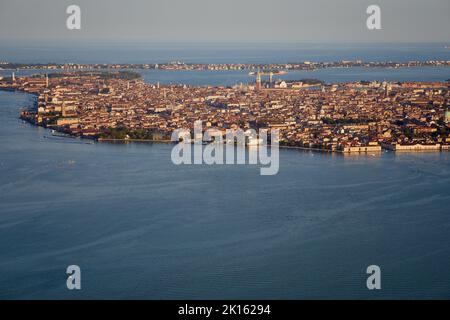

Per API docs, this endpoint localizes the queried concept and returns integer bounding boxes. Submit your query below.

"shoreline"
[96,138,449,154]
[2,60,450,72]
[3,83,450,155]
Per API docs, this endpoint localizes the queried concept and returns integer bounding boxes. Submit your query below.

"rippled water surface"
[1,90,450,299]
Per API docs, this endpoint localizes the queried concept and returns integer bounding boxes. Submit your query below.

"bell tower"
[255,70,262,91]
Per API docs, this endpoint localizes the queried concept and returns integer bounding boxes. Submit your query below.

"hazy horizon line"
[1,39,449,46]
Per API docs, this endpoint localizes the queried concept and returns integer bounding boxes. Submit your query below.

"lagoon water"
[1,43,450,299]
[2,67,450,88]
[1,90,450,299]
[1,42,450,86]
[1,42,450,64]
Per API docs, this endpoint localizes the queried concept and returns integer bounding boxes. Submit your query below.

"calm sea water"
[1,44,450,299]
[1,43,449,86]
[1,91,450,299]
[2,67,450,87]
[1,42,449,64]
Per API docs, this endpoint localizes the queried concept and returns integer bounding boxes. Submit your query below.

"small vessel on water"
[51,129,78,139]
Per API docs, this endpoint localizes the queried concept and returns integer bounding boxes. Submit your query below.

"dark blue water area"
[137,67,450,86]
[0,42,449,64]
[1,90,450,299]
[1,42,449,86]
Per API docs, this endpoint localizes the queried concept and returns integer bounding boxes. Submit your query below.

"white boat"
[247,137,264,146]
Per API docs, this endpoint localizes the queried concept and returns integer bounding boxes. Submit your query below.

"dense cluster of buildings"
[1,59,450,72]
[1,72,450,153]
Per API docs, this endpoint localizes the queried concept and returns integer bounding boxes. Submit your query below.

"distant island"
[1,59,449,72]
[47,71,142,80]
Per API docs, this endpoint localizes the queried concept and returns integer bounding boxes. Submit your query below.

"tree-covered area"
[98,127,171,140]
[99,126,130,139]
[285,79,324,85]
[435,119,450,136]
